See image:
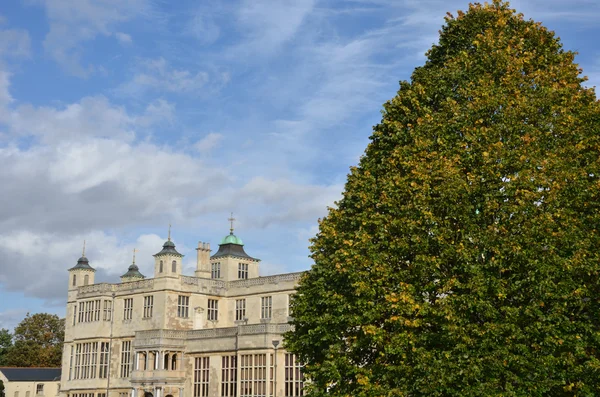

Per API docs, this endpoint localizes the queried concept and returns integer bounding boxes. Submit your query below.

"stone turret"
[68,242,95,289]
[154,228,183,278]
[210,230,260,281]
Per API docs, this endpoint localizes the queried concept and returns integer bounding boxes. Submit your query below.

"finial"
[132,248,137,265]
[168,223,171,241]
[228,212,236,235]
[82,240,86,257]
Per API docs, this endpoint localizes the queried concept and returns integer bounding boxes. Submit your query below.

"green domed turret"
[220,233,244,246]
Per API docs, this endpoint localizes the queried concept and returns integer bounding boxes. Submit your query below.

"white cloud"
[7,96,136,143]
[194,132,223,153]
[0,69,13,109]
[0,69,339,302]
[114,32,133,45]
[0,308,30,331]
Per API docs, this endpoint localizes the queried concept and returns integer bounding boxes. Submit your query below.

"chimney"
[195,241,211,278]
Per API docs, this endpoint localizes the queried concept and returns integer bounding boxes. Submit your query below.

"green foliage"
[3,313,65,367]
[285,1,600,396]
[0,328,12,365]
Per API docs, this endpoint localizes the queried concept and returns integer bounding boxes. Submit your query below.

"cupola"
[154,226,184,278]
[68,241,96,289]
[121,249,145,282]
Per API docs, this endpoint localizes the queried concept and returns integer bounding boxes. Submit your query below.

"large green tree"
[0,328,12,365]
[286,2,600,396]
[3,313,64,367]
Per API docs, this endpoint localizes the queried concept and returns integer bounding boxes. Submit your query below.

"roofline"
[0,367,61,369]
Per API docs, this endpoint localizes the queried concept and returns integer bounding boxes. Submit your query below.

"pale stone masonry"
[60,230,304,397]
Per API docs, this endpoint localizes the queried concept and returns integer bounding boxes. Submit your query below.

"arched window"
[164,353,170,370]
[84,274,89,286]
[172,260,177,273]
[171,354,177,370]
[72,274,77,286]
[159,260,163,273]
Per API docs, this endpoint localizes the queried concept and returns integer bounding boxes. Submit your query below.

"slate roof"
[211,243,258,261]
[0,367,61,381]
[68,255,95,271]
[121,263,145,279]
[153,240,183,257]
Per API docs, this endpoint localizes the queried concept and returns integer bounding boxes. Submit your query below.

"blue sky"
[0,0,599,330]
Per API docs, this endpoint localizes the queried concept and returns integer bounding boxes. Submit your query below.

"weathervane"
[82,240,86,257]
[168,223,172,241]
[132,248,137,265]
[228,212,236,234]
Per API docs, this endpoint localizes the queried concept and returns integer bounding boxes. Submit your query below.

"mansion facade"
[60,229,304,397]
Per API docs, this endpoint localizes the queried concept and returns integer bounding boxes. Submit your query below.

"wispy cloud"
[35,0,150,76]
[117,57,228,96]
[0,28,31,59]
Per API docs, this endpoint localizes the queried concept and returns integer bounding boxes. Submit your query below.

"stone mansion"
[61,227,304,397]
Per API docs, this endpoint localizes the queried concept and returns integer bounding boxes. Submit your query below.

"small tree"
[3,313,64,367]
[286,1,600,396]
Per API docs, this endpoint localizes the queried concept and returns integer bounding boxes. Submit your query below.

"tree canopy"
[0,328,12,365]
[2,313,64,367]
[286,1,600,396]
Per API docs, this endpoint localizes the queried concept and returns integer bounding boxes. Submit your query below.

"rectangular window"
[72,304,77,326]
[69,345,74,380]
[261,296,272,320]
[71,342,99,379]
[207,299,218,321]
[82,300,99,322]
[83,301,92,323]
[235,299,246,321]
[123,298,133,320]
[240,354,266,397]
[78,302,84,323]
[193,357,210,397]
[284,354,304,397]
[103,299,112,321]
[74,344,81,379]
[238,263,249,279]
[36,384,44,395]
[270,354,274,396]
[90,341,98,378]
[221,355,237,397]
[99,342,110,378]
[143,295,153,318]
[94,299,101,321]
[98,394,106,397]
[178,295,189,318]
[211,262,221,279]
[120,340,132,377]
